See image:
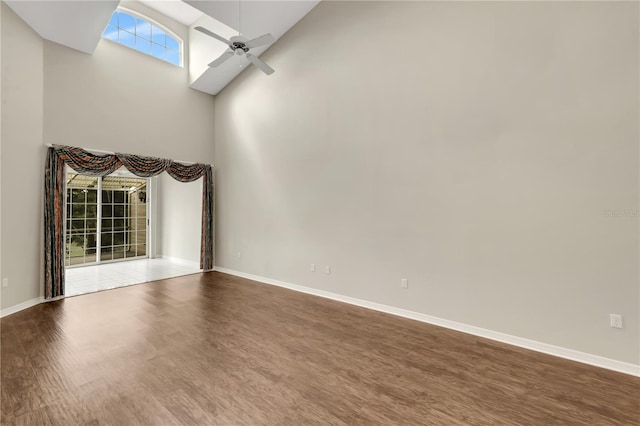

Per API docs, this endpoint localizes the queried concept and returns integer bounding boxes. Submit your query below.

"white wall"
[213,1,639,365]
[157,172,202,265]
[1,3,44,309]
[1,0,214,310]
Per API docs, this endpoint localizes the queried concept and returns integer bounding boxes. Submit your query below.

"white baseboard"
[156,255,201,269]
[1,297,43,318]
[214,267,640,377]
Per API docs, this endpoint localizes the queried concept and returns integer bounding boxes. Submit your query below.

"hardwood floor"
[1,272,638,425]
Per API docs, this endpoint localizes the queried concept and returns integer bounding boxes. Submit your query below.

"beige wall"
[1,2,2,310]
[0,3,44,308]
[43,1,215,161]
[1,0,214,310]
[157,173,202,265]
[213,1,639,364]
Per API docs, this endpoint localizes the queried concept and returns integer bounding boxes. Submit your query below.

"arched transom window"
[103,9,182,67]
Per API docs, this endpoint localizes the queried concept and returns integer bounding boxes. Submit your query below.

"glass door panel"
[65,175,99,266]
[65,170,148,267]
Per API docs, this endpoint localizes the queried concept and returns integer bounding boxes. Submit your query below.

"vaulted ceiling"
[3,0,319,95]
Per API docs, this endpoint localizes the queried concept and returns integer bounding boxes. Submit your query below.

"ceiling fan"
[195,26,276,75]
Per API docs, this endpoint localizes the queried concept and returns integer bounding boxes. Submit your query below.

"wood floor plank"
[1,271,638,425]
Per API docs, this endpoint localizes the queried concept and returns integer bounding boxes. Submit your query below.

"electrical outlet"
[1,278,8,288]
[610,314,623,329]
[310,263,316,272]
[401,278,408,289]
[324,266,331,275]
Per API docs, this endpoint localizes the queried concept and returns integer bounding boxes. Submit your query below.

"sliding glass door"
[64,168,149,267]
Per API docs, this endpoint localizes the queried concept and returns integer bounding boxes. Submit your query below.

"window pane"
[114,232,125,245]
[167,50,180,66]
[87,235,97,249]
[86,204,97,218]
[114,205,125,217]
[109,12,118,27]
[84,253,97,263]
[72,204,85,218]
[103,24,118,41]
[135,38,151,55]
[166,36,179,51]
[114,191,125,203]
[101,218,113,230]
[101,250,113,261]
[101,233,112,246]
[151,43,166,60]
[136,245,146,256]
[119,29,135,48]
[136,18,151,40]
[114,218,125,230]
[87,190,98,203]
[113,246,126,260]
[71,189,86,202]
[102,190,112,203]
[86,220,97,232]
[119,12,135,33]
[71,219,85,230]
[151,25,165,46]
[102,205,113,218]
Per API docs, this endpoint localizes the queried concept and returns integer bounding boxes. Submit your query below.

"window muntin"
[103,9,182,67]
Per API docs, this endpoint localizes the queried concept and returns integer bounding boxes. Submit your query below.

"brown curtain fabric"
[44,145,214,299]
[201,166,214,270]
[117,153,172,177]
[56,145,122,176]
[167,162,208,182]
[44,149,66,299]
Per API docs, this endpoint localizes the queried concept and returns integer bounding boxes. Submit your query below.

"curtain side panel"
[201,166,214,270]
[44,148,65,299]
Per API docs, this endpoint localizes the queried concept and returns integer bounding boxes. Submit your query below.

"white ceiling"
[4,0,119,54]
[3,0,320,95]
[138,0,203,26]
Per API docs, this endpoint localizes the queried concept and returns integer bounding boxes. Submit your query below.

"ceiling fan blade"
[246,53,274,75]
[209,50,234,68]
[194,26,231,46]
[244,33,276,49]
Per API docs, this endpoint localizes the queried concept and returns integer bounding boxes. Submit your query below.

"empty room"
[1,0,638,425]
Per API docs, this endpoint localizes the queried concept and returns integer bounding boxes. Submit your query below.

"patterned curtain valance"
[45,145,214,299]
[55,145,122,176]
[117,152,172,178]
[53,145,204,179]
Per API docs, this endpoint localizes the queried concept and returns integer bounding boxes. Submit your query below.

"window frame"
[102,7,184,67]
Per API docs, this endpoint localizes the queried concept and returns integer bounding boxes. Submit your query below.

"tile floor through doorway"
[65,258,202,297]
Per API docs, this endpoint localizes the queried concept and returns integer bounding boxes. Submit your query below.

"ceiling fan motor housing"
[231,42,249,55]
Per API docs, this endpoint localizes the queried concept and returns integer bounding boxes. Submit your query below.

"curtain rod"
[44,144,213,167]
